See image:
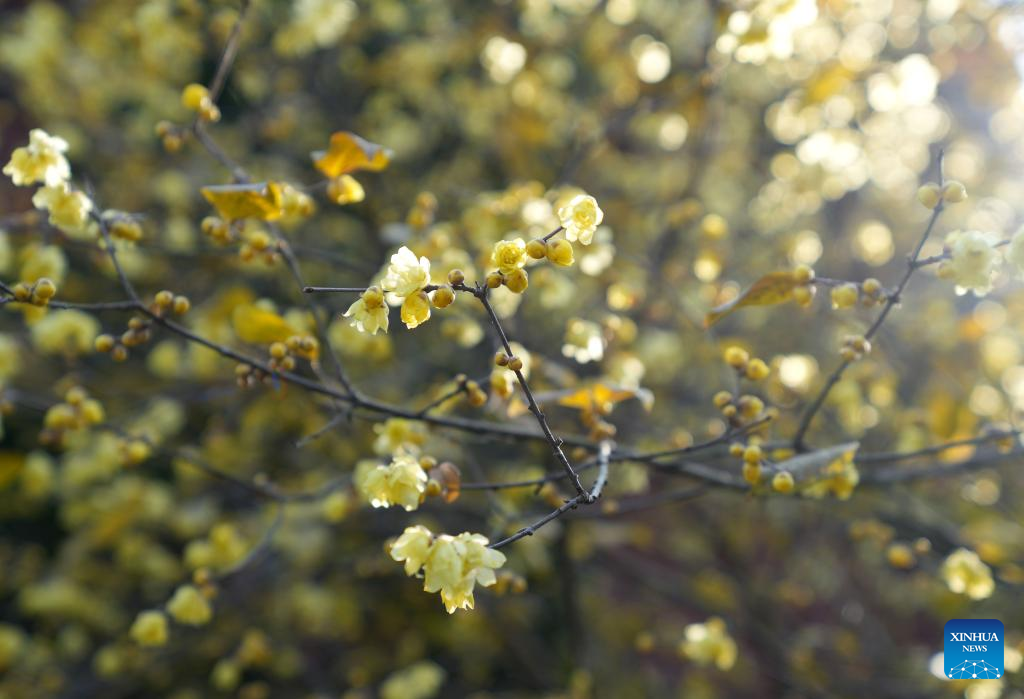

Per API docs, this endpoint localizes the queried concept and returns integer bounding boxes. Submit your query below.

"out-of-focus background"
[2,0,1024,697]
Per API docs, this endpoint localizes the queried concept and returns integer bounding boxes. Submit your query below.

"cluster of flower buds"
[423,458,462,503]
[829,277,886,309]
[9,277,56,306]
[792,264,816,307]
[713,390,767,428]
[840,334,871,362]
[525,237,575,267]
[238,229,282,266]
[485,268,529,294]
[730,441,794,493]
[723,346,770,381]
[181,83,221,123]
[453,373,488,407]
[40,386,105,446]
[917,179,967,209]
[95,291,190,361]
[119,436,152,466]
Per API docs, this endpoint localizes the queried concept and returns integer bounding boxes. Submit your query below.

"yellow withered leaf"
[201,182,284,221]
[232,305,295,344]
[556,383,654,414]
[312,132,391,178]
[705,271,803,327]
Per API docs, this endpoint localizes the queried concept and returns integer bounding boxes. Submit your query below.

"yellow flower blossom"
[558,194,603,245]
[373,417,427,456]
[941,548,995,600]
[344,286,389,335]
[32,182,93,233]
[380,661,446,699]
[679,617,737,670]
[401,291,431,329]
[383,246,431,297]
[357,452,428,511]
[390,526,506,614]
[130,610,168,647]
[3,129,70,186]
[30,310,100,355]
[491,238,527,274]
[390,525,434,576]
[941,230,999,296]
[166,585,212,626]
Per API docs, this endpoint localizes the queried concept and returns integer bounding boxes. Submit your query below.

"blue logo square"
[944,619,1004,679]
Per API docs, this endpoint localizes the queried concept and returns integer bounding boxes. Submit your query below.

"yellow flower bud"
[485,272,504,289]
[771,471,795,493]
[942,180,967,203]
[862,278,882,296]
[723,346,748,368]
[916,183,942,209]
[400,291,431,329]
[154,290,174,307]
[830,283,858,309]
[886,543,916,569]
[546,239,574,267]
[504,268,529,294]
[526,239,547,259]
[507,356,523,372]
[172,296,191,315]
[494,352,509,367]
[743,444,762,464]
[745,358,770,381]
[326,175,365,205]
[432,285,455,308]
[712,391,732,408]
[33,278,57,301]
[793,264,815,283]
[792,286,815,307]
[448,269,465,285]
[181,83,210,111]
[742,461,762,485]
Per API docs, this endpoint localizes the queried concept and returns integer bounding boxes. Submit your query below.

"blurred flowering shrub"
[2,0,1024,697]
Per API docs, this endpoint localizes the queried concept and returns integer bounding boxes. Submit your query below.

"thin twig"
[792,153,946,450]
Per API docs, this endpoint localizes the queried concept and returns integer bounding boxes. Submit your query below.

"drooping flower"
[3,129,70,186]
[558,194,603,245]
[941,548,995,600]
[390,526,506,613]
[382,246,431,297]
[390,525,434,576]
[400,291,431,329]
[679,617,738,670]
[941,230,999,296]
[32,182,92,233]
[357,452,428,511]
[491,238,527,275]
[344,286,389,335]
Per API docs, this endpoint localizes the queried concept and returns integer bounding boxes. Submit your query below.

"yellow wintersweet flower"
[357,452,428,511]
[941,230,999,296]
[558,194,603,245]
[491,238,527,275]
[32,182,93,233]
[166,585,212,626]
[802,450,859,500]
[3,129,70,186]
[343,286,389,335]
[390,526,506,613]
[679,617,737,670]
[30,310,100,355]
[373,418,427,456]
[383,246,431,297]
[390,525,434,576]
[941,548,995,600]
[401,291,431,329]
[130,610,169,647]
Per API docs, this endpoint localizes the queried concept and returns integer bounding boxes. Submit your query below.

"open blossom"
[679,617,738,670]
[32,183,92,233]
[3,129,70,186]
[401,291,431,329]
[558,194,603,245]
[357,452,428,511]
[390,526,506,613]
[941,230,999,296]
[941,548,994,600]
[344,286,389,334]
[383,246,431,297]
[491,238,527,274]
